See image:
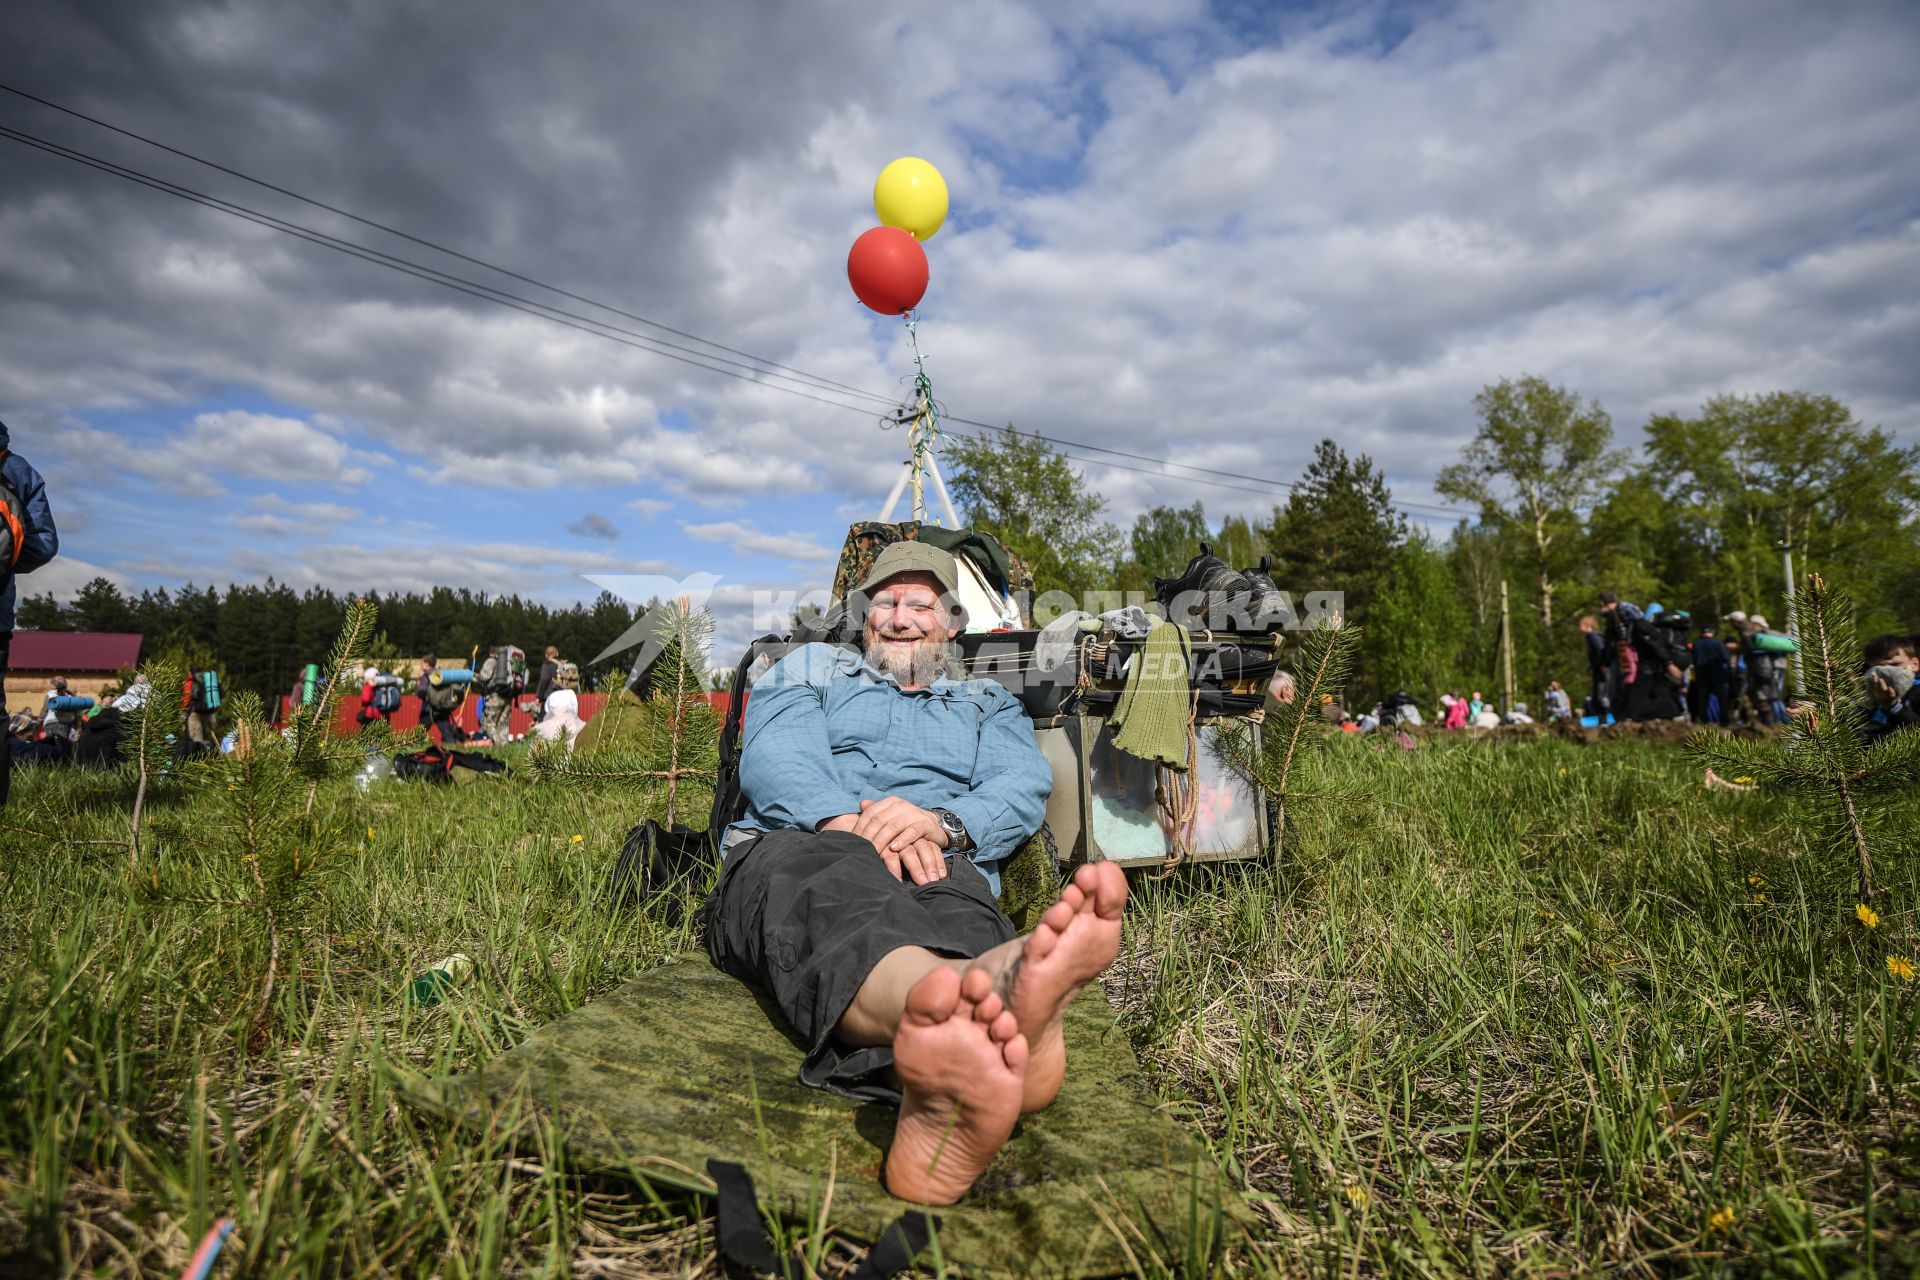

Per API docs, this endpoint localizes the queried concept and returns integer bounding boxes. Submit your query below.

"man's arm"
[940,686,1051,865]
[12,459,57,575]
[737,645,863,832]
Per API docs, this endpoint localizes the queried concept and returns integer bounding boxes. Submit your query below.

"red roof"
[9,632,143,671]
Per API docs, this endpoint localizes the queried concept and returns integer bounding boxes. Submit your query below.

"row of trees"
[25,380,1919,712]
[947,382,1920,706]
[19,580,639,706]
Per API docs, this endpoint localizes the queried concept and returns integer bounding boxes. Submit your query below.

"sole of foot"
[885,966,1027,1206]
[988,861,1127,1112]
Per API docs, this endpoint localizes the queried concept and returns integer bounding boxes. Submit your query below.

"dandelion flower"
[1708,1206,1735,1232]
[1751,894,1766,904]
[1342,1183,1368,1207]
[1890,956,1916,982]
[570,834,584,844]
[1747,874,1765,887]
[367,826,376,841]
[1857,903,1880,930]
[1733,776,1753,784]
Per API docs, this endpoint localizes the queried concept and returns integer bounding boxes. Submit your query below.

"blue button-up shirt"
[730,643,1051,892]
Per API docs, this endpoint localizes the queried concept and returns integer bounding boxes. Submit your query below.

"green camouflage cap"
[857,540,960,598]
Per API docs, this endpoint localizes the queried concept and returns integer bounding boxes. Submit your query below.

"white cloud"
[3,0,1916,557]
[16,555,133,603]
[681,519,840,564]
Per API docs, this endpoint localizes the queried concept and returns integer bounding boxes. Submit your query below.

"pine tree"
[1217,618,1364,864]
[1686,575,1920,917]
[526,600,721,829]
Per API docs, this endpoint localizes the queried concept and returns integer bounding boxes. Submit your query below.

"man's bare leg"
[884,966,1027,1205]
[964,862,1127,1112]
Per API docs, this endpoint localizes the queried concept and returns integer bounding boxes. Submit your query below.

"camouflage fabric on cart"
[829,521,1035,626]
[405,951,1245,1277]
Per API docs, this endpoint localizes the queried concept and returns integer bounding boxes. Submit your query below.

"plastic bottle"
[353,751,395,793]
[406,953,473,1006]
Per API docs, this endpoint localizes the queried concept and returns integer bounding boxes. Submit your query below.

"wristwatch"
[931,807,972,852]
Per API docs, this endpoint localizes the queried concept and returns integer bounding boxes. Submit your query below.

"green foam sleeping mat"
[406,953,1247,1277]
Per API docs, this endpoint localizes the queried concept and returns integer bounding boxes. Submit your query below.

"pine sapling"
[1686,573,1920,924]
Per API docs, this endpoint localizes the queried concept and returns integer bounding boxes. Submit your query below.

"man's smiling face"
[862,572,960,689]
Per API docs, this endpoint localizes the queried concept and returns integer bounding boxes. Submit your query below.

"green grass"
[1,733,1915,1276]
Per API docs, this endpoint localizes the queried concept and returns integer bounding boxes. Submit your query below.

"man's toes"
[1026,922,1060,963]
[971,989,1005,1023]
[1040,898,1076,934]
[1089,862,1128,918]
[1072,863,1101,896]
[905,965,962,1024]
[987,1009,1019,1043]
[1001,1031,1030,1072]
[959,966,995,1005]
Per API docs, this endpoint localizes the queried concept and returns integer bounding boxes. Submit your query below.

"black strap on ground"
[704,1158,939,1279]
[846,1208,940,1280]
[707,1158,801,1279]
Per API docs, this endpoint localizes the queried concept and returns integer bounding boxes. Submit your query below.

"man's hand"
[818,806,949,885]
[854,796,947,853]
[1666,664,1683,681]
[1868,672,1897,708]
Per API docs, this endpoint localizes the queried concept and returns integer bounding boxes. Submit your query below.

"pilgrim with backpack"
[0,421,60,808]
[184,669,222,743]
[474,644,526,744]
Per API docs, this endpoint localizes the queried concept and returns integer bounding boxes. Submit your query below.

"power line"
[0,102,1473,520]
[0,81,897,409]
[0,125,892,418]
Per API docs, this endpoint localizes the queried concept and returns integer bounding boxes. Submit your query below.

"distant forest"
[19,579,644,704]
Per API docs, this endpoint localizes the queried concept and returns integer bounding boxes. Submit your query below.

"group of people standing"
[1581,593,1789,726]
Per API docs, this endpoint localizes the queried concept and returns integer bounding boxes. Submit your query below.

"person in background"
[1544,681,1572,720]
[1743,615,1787,724]
[0,421,58,807]
[417,656,470,744]
[1468,690,1487,721]
[355,666,389,727]
[1862,634,1920,740]
[1689,622,1732,727]
[534,645,562,713]
[1578,614,1613,720]
[534,683,587,749]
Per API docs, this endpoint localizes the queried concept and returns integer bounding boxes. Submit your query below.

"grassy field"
[1,729,1915,1277]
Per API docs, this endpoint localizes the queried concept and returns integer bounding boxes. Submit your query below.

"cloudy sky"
[4,0,1917,651]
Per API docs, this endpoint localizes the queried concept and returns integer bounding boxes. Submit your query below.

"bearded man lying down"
[702,541,1126,1204]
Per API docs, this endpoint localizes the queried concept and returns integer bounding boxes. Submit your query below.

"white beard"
[865,632,957,687]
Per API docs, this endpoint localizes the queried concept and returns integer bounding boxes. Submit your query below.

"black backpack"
[392,745,507,783]
[371,675,403,713]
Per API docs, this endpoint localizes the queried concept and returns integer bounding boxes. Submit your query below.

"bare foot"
[969,861,1127,1112]
[885,966,1027,1205]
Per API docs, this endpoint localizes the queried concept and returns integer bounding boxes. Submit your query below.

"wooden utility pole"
[1498,580,1516,716]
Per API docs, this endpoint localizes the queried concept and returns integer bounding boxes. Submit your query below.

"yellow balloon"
[873,156,949,242]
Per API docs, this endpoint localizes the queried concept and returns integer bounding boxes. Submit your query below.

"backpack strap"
[703,1159,937,1280]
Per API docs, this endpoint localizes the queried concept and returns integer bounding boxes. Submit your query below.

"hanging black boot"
[1153,543,1257,629]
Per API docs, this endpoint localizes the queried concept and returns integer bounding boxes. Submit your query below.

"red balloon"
[847,226,929,315]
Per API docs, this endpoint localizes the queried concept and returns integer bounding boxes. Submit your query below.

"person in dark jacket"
[534,645,562,711]
[1620,609,1685,721]
[1578,614,1614,719]
[0,421,61,807]
[1689,623,1732,726]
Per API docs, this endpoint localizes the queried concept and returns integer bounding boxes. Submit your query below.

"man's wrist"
[931,807,971,852]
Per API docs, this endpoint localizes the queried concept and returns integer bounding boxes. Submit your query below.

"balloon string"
[903,312,940,467]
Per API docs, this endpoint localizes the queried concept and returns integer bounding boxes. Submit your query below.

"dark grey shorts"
[702,828,1017,1102]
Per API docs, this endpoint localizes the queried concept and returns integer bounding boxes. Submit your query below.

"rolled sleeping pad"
[430,668,475,685]
[50,695,96,711]
[1749,630,1798,654]
[371,673,404,688]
